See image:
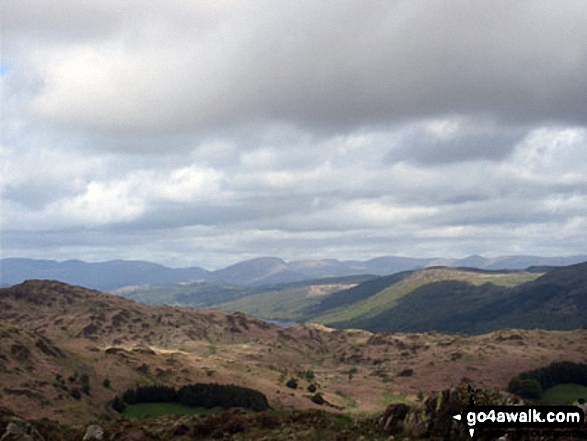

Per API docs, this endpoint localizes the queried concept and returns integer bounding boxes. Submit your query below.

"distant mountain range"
[0,258,209,291]
[1,254,587,291]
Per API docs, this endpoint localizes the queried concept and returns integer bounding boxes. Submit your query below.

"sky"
[1,0,587,269]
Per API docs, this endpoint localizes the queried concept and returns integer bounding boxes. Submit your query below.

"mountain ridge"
[320,262,587,334]
[3,254,587,291]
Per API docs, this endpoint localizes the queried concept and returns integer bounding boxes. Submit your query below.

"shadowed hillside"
[324,262,587,334]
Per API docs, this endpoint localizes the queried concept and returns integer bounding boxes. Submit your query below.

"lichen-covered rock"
[378,403,409,432]
[377,387,526,441]
[0,417,45,441]
[82,425,104,441]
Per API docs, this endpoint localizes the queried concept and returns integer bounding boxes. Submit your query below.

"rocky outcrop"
[0,417,45,441]
[379,403,409,432]
[82,425,104,441]
[377,387,525,441]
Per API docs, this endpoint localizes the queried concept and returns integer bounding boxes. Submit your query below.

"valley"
[0,279,586,439]
[118,262,587,335]
[1,260,587,439]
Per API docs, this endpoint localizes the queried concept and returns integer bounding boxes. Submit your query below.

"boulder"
[377,387,525,441]
[82,425,104,441]
[0,417,45,441]
[378,403,409,432]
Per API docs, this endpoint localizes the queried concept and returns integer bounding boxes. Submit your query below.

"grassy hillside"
[115,282,252,307]
[118,275,375,320]
[216,285,323,320]
[309,268,540,326]
[322,263,587,334]
[210,267,543,330]
[306,271,414,315]
[113,263,587,335]
[328,279,512,333]
[215,275,374,320]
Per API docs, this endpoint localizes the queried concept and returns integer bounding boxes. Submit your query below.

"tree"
[508,377,542,399]
[112,396,126,413]
[311,393,325,405]
[80,373,90,395]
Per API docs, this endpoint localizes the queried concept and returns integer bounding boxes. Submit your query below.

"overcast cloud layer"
[1,0,587,269]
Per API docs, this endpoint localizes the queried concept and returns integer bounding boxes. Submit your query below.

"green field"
[123,402,218,420]
[539,384,587,405]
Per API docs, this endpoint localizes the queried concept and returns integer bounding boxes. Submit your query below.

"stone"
[82,425,104,441]
[378,403,409,432]
[0,417,45,441]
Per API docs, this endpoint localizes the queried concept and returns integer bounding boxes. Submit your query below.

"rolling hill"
[212,267,540,327]
[113,282,254,308]
[315,263,587,334]
[117,275,376,321]
[212,275,375,321]
[1,279,586,430]
[202,263,587,335]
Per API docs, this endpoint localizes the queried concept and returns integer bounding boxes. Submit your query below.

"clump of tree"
[178,384,269,411]
[112,396,126,413]
[508,378,543,399]
[114,383,269,412]
[508,361,587,399]
[80,373,91,395]
[122,385,178,404]
[310,393,325,405]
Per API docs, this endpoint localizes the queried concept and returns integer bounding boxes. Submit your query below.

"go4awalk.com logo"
[453,405,585,438]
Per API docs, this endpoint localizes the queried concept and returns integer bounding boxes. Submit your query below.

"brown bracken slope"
[1,280,586,424]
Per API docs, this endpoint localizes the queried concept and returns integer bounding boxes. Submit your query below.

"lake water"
[258,318,298,328]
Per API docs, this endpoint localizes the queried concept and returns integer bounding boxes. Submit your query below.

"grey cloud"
[215,1,587,128]
[2,0,144,43]
[3,182,78,210]
[3,1,587,268]
[5,0,585,141]
[110,199,313,231]
[387,122,527,165]
[435,201,566,228]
